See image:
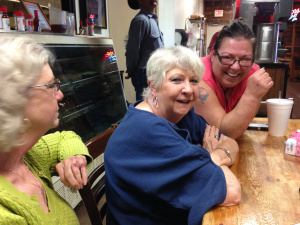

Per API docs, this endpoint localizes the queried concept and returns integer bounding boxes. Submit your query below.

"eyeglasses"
[30,78,60,93]
[215,51,254,67]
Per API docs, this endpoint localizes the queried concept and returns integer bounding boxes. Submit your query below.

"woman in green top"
[0,35,92,224]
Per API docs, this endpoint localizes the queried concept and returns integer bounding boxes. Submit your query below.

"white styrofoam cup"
[266,98,294,136]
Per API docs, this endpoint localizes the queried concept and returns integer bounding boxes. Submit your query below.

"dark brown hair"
[213,18,256,55]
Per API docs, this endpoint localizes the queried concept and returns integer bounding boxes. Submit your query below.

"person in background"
[0,35,92,224]
[194,19,274,139]
[125,0,164,101]
[105,46,241,225]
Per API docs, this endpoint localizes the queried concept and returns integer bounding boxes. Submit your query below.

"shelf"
[59,97,112,124]
[189,18,206,23]
[0,30,113,45]
[282,20,300,80]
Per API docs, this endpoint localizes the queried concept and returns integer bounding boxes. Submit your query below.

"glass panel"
[46,44,127,142]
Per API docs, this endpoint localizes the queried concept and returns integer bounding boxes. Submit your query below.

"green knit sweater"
[0,131,92,225]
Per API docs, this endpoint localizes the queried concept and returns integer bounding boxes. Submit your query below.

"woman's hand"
[56,155,88,190]
[202,125,225,152]
[245,67,274,99]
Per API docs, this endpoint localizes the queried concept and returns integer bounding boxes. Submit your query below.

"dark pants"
[131,68,148,101]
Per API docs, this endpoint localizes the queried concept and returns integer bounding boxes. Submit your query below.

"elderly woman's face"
[211,37,254,90]
[24,63,64,133]
[155,66,200,123]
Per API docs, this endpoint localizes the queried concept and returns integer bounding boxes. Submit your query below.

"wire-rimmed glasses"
[30,78,61,94]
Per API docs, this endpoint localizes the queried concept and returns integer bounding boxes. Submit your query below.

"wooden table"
[203,118,300,225]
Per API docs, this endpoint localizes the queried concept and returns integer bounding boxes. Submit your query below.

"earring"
[23,118,32,133]
[152,96,158,107]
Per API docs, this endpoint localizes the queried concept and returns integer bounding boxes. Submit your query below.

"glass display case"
[46,35,127,142]
[9,33,127,143]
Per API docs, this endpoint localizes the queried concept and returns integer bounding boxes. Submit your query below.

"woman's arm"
[219,165,241,206]
[202,125,239,167]
[38,131,93,189]
[195,69,273,139]
[201,125,241,206]
[210,138,239,167]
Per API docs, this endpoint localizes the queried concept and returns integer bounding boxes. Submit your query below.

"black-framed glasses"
[30,78,60,92]
[215,51,254,67]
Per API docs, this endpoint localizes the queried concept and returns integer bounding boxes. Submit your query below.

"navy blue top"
[105,102,226,225]
[125,9,164,74]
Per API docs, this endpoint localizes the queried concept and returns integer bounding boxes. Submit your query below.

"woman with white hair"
[105,45,241,225]
[0,35,92,224]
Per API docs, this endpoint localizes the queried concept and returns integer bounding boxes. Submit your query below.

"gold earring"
[23,118,32,133]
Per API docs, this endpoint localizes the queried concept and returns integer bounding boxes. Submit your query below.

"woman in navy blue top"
[105,45,241,225]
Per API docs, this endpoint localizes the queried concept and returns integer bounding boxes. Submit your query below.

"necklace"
[0,166,48,205]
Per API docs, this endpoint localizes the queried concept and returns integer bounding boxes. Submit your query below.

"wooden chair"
[78,163,106,225]
[85,123,118,159]
[78,124,118,224]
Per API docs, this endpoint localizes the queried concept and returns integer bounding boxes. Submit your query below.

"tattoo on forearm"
[198,87,209,104]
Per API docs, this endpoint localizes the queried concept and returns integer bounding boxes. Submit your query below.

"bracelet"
[215,148,232,164]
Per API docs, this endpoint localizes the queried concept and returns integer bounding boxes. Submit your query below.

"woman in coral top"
[194,19,274,139]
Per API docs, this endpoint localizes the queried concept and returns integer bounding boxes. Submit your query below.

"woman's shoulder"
[180,109,207,127]
[201,55,212,71]
[134,100,153,112]
[121,103,169,131]
[249,63,260,75]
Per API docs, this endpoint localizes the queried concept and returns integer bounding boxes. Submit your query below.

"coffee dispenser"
[253,23,280,63]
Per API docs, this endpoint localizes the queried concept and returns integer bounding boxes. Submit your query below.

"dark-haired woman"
[194,19,274,139]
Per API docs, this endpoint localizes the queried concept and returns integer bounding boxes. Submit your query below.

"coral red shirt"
[201,55,260,113]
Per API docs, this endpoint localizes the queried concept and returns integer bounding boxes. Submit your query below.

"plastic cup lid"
[266,98,294,105]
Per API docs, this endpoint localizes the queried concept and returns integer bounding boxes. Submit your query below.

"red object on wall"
[235,0,241,18]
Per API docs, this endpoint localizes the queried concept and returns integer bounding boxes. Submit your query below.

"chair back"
[79,124,118,224]
[79,163,106,225]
